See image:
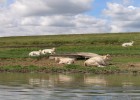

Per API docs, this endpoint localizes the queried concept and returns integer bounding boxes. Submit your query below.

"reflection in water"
[58,74,73,83]
[0,73,140,100]
[84,76,107,86]
[122,82,134,87]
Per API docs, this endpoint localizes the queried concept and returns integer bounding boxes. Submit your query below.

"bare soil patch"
[0,58,83,67]
[0,58,140,73]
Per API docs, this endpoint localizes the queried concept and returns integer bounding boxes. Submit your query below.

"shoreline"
[0,58,139,74]
[0,66,138,74]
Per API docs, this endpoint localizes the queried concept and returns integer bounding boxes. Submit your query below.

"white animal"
[122,41,134,47]
[29,50,42,57]
[49,56,56,60]
[41,47,56,55]
[84,54,111,67]
[54,57,63,62]
[55,57,75,65]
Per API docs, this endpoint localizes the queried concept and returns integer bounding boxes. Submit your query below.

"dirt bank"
[0,58,140,74]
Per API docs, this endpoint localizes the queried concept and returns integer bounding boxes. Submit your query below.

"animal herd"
[28,41,134,68]
[29,47,56,57]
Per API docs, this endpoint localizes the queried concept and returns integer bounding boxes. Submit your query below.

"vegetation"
[0,32,140,46]
[0,32,140,73]
[0,65,120,74]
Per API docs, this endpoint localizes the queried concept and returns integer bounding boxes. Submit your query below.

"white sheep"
[29,50,42,57]
[55,57,75,65]
[84,54,111,67]
[41,47,56,55]
[54,57,63,62]
[122,41,134,47]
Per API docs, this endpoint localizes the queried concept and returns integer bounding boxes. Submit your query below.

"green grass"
[0,45,140,58]
[0,33,140,63]
[0,65,39,72]
[0,32,140,74]
[0,32,140,46]
[63,64,120,74]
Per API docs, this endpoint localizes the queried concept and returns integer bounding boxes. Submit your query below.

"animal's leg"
[101,61,107,66]
[98,65,105,67]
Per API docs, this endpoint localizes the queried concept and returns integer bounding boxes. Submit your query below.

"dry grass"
[0,57,140,71]
[0,57,85,67]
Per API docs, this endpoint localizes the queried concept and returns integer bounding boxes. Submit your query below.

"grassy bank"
[0,32,140,47]
[0,33,140,74]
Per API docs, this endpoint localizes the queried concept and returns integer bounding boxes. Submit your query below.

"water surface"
[0,73,140,100]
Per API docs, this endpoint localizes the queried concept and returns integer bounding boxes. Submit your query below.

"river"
[0,73,139,100]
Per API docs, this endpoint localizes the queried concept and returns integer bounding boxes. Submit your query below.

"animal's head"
[52,47,56,50]
[131,41,134,44]
[38,50,42,54]
[54,57,60,62]
[39,50,42,52]
[103,54,111,61]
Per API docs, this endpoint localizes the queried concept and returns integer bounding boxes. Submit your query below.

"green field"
[0,32,140,73]
[0,32,140,57]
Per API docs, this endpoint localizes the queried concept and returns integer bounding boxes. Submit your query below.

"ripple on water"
[0,73,140,100]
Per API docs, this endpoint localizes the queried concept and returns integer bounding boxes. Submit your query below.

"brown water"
[0,73,140,100]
